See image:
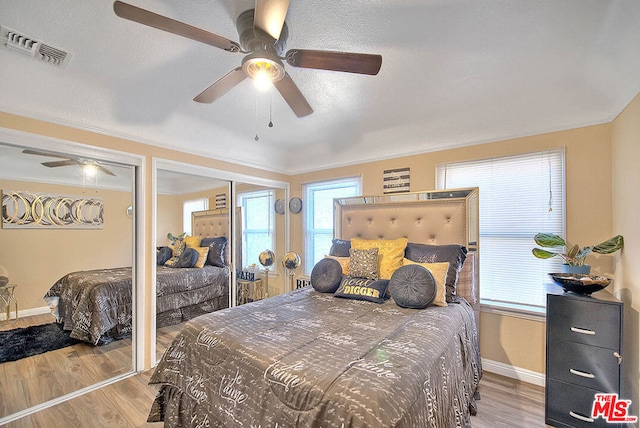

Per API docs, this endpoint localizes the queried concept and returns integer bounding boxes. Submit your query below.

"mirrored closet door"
[234,183,289,300]
[0,139,137,422]
[154,167,232,362]
[153,160,290,363]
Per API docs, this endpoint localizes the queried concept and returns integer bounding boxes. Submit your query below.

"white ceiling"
[1,0,639,175]
[0,143,133,189]
[0,143,230,194]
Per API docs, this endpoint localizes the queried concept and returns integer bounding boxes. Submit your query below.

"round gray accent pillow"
[176,247,199,268]
[389,264,437,309]
[157,246,173,265]
[310,258,343,293]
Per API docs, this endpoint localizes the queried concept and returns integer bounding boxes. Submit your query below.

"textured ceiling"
[0,143,228,194]
[1,0,639,175]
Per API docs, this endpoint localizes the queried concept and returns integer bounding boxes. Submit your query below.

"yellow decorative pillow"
[193,247,210,268]
[351,237,408,280]
[402,259,449,307]
[184,235,202,248]
[324,255,350,275]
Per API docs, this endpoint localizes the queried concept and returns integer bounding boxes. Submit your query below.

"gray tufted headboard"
[191,209,230,239]
[334,189,479,315]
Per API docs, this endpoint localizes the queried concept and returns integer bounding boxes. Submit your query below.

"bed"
[43,209,232,345]
[147,189,481,427]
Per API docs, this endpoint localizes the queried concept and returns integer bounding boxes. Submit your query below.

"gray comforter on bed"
[44,265,229,344]
[148,286,482,427]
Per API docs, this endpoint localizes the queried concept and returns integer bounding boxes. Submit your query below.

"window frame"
[303,177,361,274]
[237,189,275,270]
[436,148,566,317]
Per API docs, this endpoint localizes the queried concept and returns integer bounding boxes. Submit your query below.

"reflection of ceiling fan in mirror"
[113,0,382,117]
[22,149,116,176]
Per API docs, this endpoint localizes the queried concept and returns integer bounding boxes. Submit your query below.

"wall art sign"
[383,167,410,194]
[215,193,227,209]
[1,190,104,229]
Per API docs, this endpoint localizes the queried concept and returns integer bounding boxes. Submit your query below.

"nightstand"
[545,284,623,427]
[237,278,264,305]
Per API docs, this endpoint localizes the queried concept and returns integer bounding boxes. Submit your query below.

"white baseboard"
[0,306,52,321]
[482,358,546,387]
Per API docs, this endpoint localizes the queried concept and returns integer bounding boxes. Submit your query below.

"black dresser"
[545,285,624,427]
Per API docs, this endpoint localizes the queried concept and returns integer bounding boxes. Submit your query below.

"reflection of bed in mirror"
[44,210,231,345]
[148,189,482,427]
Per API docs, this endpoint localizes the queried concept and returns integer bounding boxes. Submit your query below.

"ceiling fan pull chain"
[255,91,260,141]
[268,90,274,128]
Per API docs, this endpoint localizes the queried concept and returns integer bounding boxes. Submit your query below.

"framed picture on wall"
[383,168,410,194]
[215,193,226,209]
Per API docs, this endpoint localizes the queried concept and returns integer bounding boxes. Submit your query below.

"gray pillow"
[405,243,467,302]
[310,258,343,293]
[329,239,351,257]
[389,264,437,309]
[201,236,228,267]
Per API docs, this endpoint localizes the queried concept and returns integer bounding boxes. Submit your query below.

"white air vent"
[1,25,72,68]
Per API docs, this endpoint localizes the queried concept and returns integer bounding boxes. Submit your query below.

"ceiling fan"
[113,0,382,117]
[22,149,116,176]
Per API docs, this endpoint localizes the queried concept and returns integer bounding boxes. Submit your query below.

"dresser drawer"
[547,295,621,349]
[548,340,620,392]
[546,379,622,428]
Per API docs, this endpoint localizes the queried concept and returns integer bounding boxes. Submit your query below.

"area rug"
[0,323,82,363]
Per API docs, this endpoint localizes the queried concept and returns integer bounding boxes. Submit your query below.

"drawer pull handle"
[614,352,623,365]
[570,327,595,335]
[570,368,595,379]
[569,411,595,423]
[569,410,595,423]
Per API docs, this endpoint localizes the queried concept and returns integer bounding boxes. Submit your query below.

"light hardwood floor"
[3,317,547,427]
[0,314,133,419]
[6,370,547,427]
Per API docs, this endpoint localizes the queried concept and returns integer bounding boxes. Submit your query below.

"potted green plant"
[532,233,624,274]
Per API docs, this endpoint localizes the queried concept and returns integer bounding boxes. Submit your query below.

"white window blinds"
[304,178,360,274]
[183,198,208,235]
[436,149,565,312]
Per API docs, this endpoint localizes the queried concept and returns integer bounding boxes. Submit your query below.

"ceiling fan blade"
[254,0,290,41]
[113,1,241,52]
[286,49,382,75]
[273,73,313,118]
[41,160,81,168]
[194,67,247,103]
[22,149,71,159]
[95,164,117,176]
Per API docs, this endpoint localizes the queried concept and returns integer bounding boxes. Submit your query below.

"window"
[304,177,360,273]
[183,198,208,235]
[238,190,275,268]
[436,149,565,312]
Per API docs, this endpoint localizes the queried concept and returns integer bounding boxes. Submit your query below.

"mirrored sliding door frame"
[0,127,146,425]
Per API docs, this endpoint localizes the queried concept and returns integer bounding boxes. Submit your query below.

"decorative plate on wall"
[289,197,302,214]
[274,198,285,215]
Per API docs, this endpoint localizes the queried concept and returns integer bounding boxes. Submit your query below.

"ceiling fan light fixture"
[242,50,285,89]
[83,163,98,178]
